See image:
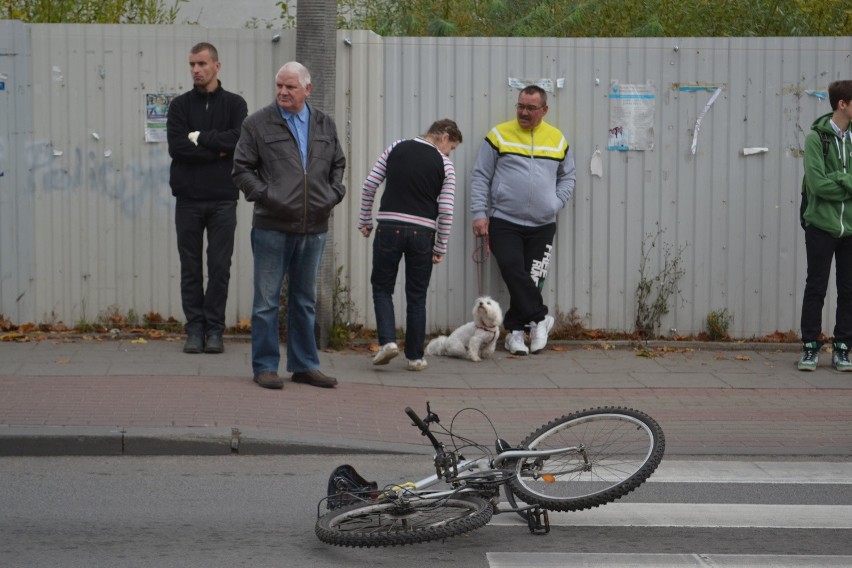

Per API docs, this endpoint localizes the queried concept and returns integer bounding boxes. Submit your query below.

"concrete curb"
[0,426,432,457]
[4,425,849,458]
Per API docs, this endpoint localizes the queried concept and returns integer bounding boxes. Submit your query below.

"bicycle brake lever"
[425,401,440,424]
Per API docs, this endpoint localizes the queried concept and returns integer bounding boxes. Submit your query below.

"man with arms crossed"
[167,42,247,355]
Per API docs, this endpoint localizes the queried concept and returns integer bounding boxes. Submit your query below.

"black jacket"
[232,102,346,234]
[167,81,248,201]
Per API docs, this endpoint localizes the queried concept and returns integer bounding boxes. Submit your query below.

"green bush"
[706,308,733,340]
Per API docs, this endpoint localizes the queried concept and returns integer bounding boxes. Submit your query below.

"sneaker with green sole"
[797,341,820,371]
[832,342,852,372]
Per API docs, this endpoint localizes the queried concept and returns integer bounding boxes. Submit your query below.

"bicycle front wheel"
[509,407,665,512]
[316,494,493,547]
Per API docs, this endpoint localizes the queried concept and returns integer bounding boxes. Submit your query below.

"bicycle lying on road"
[315,402,665,547]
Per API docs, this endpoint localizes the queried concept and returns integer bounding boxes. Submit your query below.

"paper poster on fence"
[144,93,175,143]
[607,82,656,151]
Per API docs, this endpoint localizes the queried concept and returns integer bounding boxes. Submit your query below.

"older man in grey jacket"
[233,61,346,390]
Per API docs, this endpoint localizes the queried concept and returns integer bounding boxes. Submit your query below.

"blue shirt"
[280,104,310,169]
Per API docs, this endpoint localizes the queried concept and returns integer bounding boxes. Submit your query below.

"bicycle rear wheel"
[509,407,665,512]
[316,494,493,547]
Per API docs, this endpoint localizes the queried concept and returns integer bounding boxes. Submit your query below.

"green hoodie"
[802,112,852,237]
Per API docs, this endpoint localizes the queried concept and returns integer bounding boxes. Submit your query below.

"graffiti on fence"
[24,140,173,217]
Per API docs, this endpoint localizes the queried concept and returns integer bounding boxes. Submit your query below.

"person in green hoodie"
[798,80,852,371]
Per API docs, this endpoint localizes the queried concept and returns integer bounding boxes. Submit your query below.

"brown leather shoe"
[291,369,338,388]
[253,371,283,390]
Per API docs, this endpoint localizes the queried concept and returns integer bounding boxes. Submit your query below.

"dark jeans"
[371,222,435,360]
[175,199,237,337]
[489,217,556,331]
[801,225,852,344]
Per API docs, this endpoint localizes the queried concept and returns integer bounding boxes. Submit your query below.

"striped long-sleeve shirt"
[358,136,456,256]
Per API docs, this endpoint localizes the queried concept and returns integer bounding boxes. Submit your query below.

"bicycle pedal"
[527,508,550,535]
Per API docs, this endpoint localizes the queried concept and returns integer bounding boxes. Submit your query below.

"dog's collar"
[476,324,499,345]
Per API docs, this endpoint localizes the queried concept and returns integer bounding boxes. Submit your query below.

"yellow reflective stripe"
[486,122,568,159]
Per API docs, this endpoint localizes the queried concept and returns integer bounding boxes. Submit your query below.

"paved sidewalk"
[1,337,851,457]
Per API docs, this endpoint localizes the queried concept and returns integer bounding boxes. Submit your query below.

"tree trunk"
[297,0,338,349]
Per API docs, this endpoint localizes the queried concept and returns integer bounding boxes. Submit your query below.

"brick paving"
[0,338,850,456]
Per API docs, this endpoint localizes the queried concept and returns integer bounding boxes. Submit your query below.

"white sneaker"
[372,342,399,365]
[407,358,428,371]
[529,315,554,354]
[504,330,529,355]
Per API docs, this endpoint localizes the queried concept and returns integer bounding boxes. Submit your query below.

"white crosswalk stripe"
[487,552,852,567]
[490,503,852,529]
[487,460,852,567]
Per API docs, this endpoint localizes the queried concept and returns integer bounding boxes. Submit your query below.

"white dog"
[426,296,503,362]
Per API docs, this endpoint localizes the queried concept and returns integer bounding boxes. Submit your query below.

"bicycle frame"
[384,405,586,520]
[405,446,585,494]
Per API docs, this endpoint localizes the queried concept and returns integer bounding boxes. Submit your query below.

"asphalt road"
[2,455,851,567]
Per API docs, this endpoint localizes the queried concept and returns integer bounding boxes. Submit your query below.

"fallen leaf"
[131,338,148,344]
[0,332,26,342]
[550,345,568,352]
[635,347,657,358]
[735,354,751,361]
[55,358,71,365]
[714,354,727,360]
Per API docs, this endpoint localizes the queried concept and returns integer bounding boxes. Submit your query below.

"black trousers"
[175,199,237,336]
[801,225,852,344]
[488,217,556,331]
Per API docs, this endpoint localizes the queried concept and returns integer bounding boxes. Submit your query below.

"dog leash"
[472,236,490,296]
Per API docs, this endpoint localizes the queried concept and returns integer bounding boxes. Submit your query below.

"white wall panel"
[332,30,385,332]
[0,21,35,324]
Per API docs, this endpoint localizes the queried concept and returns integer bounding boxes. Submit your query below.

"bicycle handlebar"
[404,406,443,450]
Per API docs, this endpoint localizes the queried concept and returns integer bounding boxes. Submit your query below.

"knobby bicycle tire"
[315,494,493,547]
[508,407,665,512]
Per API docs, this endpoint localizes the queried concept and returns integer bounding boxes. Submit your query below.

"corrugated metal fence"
[2,22,850,338]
